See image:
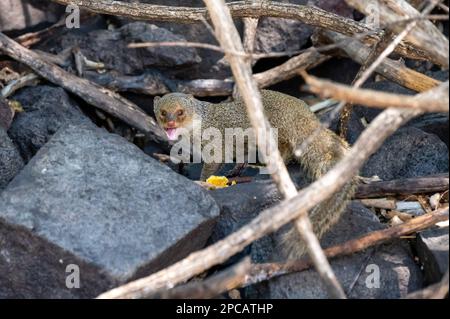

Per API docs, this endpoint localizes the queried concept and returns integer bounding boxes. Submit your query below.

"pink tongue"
[166,128,178,141]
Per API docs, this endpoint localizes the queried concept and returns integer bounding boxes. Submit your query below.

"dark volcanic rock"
[209,180,281,244]
[0,128,24,190]
[362,127,449,180]
[415,227,449,285]
[408,113,449,147]
[247,202,423,299]
[254,0,353,55]
[0,123,219,298]
[8,85,89,162]
[255,18,313,54]
[57,22,201,75]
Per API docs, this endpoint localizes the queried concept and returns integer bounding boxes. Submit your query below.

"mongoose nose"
[167,120,177,128]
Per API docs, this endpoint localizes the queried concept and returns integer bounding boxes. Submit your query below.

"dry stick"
[254,48,330,88]
[0,32,167,144]
[51,0,432,64]
[149,257,251,299]
[14,17,66,48]
[1,73,40,98]
[303,74,449,112]
[97,106,422,299]
[322,31,441,93]
[245,207,449,286]
[345,0,449,69]
[355,173,450,199]
[203,0,346,299]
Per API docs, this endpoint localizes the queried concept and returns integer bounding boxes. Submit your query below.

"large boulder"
[0,127,24,190]
[246,202,424,299]
[0,123,219,298]
[8,85,89,162]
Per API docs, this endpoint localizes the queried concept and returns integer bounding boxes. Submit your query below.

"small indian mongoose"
[153,90,358,258]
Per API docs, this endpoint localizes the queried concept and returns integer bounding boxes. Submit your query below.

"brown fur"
[154,90,358,259]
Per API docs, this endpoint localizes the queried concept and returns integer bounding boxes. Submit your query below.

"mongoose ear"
[153,96,161,106]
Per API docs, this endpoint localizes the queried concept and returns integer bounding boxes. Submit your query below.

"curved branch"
[51,0,432,64]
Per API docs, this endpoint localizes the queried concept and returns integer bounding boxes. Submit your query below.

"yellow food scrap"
[206,175,236,188]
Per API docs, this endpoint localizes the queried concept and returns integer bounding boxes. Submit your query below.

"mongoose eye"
[161,110,167,117]
[177,110,184,117]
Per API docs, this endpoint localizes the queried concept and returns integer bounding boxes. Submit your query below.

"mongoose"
[154,90,358,258]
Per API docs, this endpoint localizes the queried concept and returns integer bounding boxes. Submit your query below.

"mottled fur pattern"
[154,90,358,259]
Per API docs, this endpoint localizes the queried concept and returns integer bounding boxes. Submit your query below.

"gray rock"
[246,202,423,299]
[0,123,219,298]
[415,227,449,284]
[0,0,63,32]
[57,22,201,75]
[254,0,353,55]
[362,127,448,180]
[408,113,449,147]
[8,85,89,162]
[255,18,313,54]
[0,128,24,190]
[209,180,282,244]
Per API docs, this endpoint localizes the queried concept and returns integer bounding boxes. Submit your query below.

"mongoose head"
[153,93,197,141]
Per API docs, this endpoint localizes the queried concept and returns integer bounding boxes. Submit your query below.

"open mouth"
[165,127,179,141]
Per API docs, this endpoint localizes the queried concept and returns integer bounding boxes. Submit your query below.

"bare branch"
[303,73,449,112]
[321,31,442,93]
[50,0,434,64]
[149,258,251,299]
[355,173,450,199]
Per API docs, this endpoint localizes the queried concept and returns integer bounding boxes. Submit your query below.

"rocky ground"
[0,0,449,298]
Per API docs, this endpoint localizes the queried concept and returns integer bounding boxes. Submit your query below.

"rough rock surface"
[0,123,219,298]
[0,128,24,190]
[362,127,449,180]
[255,0,353,55]
[246,202,423,299]
[8,85,89,162]
[209,180,281,244]
[56,22,201,75]
[255,18,313,54]
[415,227,449,284]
